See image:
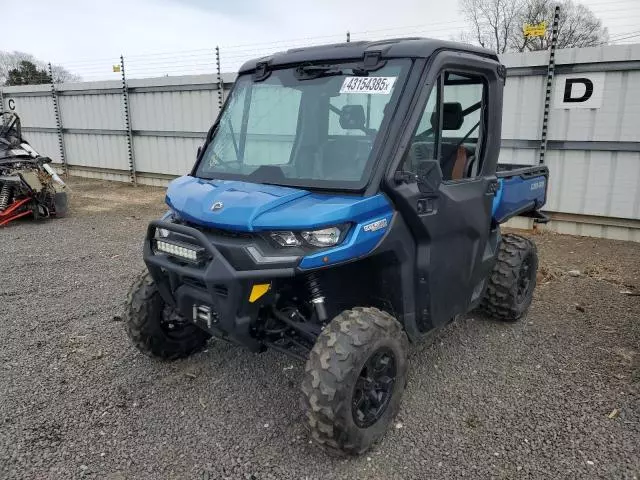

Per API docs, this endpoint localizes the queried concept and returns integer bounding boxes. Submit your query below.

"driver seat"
[440,143,468,181]
[430,102,468,181]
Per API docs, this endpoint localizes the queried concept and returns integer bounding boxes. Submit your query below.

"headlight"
[301,227,343,247]
[269,225,348,248]
[270,231,302,247]
[155,239,206,263]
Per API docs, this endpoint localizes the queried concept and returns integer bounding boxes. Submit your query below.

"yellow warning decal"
[249,283,270,303]
[524,22,547,37]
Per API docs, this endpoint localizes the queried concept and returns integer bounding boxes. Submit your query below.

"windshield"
[195,59,411,190]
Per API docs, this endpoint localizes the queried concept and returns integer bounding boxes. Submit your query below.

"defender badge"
[363,218,388,232]
[211,201,224,211]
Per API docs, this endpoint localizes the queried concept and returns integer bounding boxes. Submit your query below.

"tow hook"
[193,304,215,329]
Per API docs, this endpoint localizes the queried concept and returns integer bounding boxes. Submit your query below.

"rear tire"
[301,307,409,456]
[124,271,210,360]
[480,233,538,321]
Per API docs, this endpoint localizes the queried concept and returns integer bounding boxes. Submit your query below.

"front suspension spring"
[0,183,13,211]
[306,273,328,322]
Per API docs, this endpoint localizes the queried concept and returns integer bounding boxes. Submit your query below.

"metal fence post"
[48,63,68,177]
[538,5,561,165]
[120,55,137,185]
[215,46,224,111]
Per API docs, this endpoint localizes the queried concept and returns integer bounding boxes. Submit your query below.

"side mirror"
[416,159,442,194]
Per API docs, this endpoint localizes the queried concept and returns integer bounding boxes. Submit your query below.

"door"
[388,53,503,332]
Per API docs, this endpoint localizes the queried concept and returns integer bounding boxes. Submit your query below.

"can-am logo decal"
[363,218,388,233]
[530,180,545,191]
[211,201,224,211]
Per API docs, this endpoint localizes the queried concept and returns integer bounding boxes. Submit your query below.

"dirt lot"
[1,177,639,480]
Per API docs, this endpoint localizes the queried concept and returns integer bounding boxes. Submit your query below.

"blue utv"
[124,38,549,455]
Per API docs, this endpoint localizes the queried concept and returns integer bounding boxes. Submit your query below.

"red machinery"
[0,112,67,227]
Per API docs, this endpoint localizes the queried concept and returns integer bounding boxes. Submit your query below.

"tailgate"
[492,164,549,224]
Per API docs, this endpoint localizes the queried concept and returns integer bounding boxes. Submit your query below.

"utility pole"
[119,55,137,185]
[215,46,224,111]
[538,5,560,165]
[48,63,68,177]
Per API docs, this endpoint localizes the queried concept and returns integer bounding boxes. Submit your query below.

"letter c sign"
[7,98,16,111]
[554,73,605,109]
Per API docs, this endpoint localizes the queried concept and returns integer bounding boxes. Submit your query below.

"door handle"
[417,197,436,215]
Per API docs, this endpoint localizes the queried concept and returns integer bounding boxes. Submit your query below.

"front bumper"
[143,220,295,349]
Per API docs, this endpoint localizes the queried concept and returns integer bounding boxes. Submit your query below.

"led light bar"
[154,239,206,263]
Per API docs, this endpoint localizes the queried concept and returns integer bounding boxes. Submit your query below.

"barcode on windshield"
[340,77,397,95]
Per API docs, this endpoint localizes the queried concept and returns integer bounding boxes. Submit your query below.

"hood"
[165,176,392,232]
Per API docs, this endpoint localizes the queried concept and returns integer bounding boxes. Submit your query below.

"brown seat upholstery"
[451,145,468,180]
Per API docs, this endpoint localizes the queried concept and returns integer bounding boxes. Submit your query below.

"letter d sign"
[563,78,593,103]
[554,73,604,109]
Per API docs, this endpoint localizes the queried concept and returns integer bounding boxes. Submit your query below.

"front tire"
[301,307,409,456]
[480,233,538,321]
[124,271,210,360]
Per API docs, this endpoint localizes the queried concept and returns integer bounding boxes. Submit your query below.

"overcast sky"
[3,0,639,78]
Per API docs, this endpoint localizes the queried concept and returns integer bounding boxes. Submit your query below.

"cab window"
[403,72,487,181]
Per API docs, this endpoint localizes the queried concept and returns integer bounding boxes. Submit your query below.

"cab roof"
[238,37,498,74]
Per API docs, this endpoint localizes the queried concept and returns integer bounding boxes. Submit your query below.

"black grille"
[183,276,206,290]
[208,228,253,240]
[181,277,227,298]
[181,220,253,240]
[213,285,228,298]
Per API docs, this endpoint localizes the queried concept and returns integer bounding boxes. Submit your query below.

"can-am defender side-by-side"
[124,38,549,455]
[0,113,68,226]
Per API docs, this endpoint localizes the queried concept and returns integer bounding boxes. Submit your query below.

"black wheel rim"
[160,305,195,340]
[516,254,535,304]
[352,347,397,428]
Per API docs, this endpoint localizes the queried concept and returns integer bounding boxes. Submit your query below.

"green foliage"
[1,51,80,86]
[5,60,51,86]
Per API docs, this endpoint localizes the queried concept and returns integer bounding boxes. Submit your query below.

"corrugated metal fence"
[0,73,235,186]
[498,45,640,240]
[1,44,639,241]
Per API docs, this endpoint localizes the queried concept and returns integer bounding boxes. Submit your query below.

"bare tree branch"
[459,0,609,53]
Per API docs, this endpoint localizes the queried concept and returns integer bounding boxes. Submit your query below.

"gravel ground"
[1,177,638,480]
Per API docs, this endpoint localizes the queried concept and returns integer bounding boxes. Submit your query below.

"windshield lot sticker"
[340,77,396,95]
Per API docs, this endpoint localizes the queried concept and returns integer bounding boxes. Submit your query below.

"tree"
[5,60,50,86]
[0,51,80,86]
[49,64,81,84]
[512,0,609,51]
[459,0,609,53]
[459,0,525,53]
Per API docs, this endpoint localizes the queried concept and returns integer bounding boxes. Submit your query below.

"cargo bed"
[492,163,549,224]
